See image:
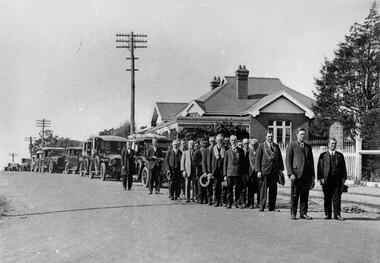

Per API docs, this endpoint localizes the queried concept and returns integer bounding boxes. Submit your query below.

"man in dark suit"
[202,136,215,205]
[247,138,260,208]
[317,138,347,221]
[198,139,209,204]
[146,138,163,195]
[240,138,250,207]
[165,140,182,200]
[286,128,315,220]
[224,135,245,209]
[121,141,136,191]
[207,134,226,207]
[256,131,285,212]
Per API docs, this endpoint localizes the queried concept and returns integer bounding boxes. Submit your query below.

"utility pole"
[8,153,18,163]
[36,119,51,148]
[116,32,147,135]
[24,136,37,159]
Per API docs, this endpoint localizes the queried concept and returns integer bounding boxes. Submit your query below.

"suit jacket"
[317,151,347,182]
[241,148,250,176]
[165,149,182,171]
[223,147,244,177]
[121,148,136,175]
[202,146,211,174]
[181,148,202,177]
[248,149,257,176]
[256,141,284,175]
[146,146,163,170]
[208,144,226,176]
[286,141,315,179]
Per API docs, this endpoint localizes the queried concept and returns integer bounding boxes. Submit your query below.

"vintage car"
[39,147,66,173]
[87,135,127,181]
[7,163,20,171]
[19,158,31,172]
[63,147,82,174]
[126,134,171,188]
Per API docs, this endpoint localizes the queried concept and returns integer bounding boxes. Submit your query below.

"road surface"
[1,171,379,263]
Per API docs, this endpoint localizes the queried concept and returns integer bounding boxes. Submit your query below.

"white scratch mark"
[55,37,66,58]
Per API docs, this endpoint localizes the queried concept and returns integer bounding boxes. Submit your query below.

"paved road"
[1,171,379,263]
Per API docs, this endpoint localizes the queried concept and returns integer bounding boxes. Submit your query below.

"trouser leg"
[235,177,242,205]
[299,182,310,216]
[207,179,213,204]
[185,177,192,201]
[333,183,343,217]
[148,169,154,193]
[290,180,299,216]
[214,177,222,204]
[122,176,127,189]
[268,175,278,210]
[227,177,235,205]
[259,175,268,209]
[323,184,333,217]
[128,173,133,189]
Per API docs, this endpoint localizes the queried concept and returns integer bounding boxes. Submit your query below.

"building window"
[268,121,292,144]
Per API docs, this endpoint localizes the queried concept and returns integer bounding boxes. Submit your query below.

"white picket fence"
[278,142,357,179]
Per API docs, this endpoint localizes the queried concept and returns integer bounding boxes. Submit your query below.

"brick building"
[146,65,315,144]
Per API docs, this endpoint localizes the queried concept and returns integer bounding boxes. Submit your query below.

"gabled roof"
[155,102,188,121]
[97,135,127,142]
[193,76,315,116]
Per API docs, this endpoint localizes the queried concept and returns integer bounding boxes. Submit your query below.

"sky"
[0,0,375,166]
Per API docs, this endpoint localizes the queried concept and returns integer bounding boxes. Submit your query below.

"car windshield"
[46,150,65,156]
[99,140,123,154]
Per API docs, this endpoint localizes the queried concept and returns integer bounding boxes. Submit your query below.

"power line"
[36,119,51,148]
[116,32,147,134]
[8,153,18,163]
[24,136,37,159]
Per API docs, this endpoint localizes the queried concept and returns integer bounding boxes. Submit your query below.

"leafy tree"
[313,2,380,138]
[178,122,249,141]
[31,130,81,153]
[98,121,130,138]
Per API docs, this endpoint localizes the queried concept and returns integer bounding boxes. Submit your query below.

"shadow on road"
[344,216,380,221]
[3,203,179,218]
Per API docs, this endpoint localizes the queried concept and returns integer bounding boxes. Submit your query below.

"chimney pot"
[210,76,221,90]
[235,65,249,99]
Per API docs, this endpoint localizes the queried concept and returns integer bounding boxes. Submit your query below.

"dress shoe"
[250,205,255,209]
[324,216,332,220]
[200,200,204,204]
[256,205,260,208]
[227,204,232,209]
[214,203,220,207]
[149,192,152,195]
[170,197,174,200]
[186,200,190,203]
[208,202,213,206]
[268,208,280,212]
[259,208,265,212]
[300,215,313,220]
[123,187,126,191]
[155,191,160,194]
[244,204,251,208]
[291,215,297,220]
[335,215,344,221]
[174,197,178,200]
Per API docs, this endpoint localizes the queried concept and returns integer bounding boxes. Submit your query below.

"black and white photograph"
[1,0,380,262]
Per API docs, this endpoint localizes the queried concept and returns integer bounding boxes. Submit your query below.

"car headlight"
[109,158,116,166]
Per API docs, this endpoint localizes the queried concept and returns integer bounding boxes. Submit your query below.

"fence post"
[354,135,363,181]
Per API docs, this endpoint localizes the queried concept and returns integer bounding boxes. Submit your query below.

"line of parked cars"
[11,134,172,187]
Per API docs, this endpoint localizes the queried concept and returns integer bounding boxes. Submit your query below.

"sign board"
[329,121,344,149]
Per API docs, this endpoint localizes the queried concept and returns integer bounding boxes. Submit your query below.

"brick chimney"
[235,65,249,99]
[210,76,221,90]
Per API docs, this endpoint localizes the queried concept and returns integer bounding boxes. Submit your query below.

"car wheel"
[100,163,106,181]
[48,163,54,173]
[141,167,149,188]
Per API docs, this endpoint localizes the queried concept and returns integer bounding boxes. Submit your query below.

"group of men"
[121,128,347,221]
